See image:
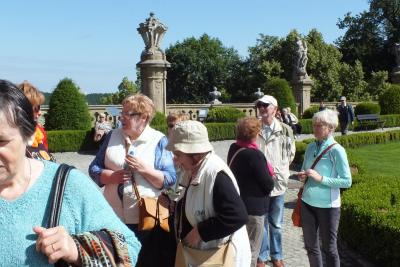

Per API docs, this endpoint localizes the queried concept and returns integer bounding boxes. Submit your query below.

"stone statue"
[293,37,309,79]
[209,86,222,104]
[137,12,168,58]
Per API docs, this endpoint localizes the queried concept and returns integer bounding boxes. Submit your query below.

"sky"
[0,0,370,94]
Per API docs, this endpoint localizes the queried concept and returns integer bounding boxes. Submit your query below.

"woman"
[18,80,53,161]
[298,109,352,267]
[88,93,176,266]
[227,117,274,267]
[167,120,251,267]
[94,113,112,142]
[0,79,141,266]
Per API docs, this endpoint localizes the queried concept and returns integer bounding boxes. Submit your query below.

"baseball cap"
[255,95,278,107]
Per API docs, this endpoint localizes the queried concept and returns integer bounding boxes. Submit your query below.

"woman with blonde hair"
[18,81,53,161]
[89,93,176,266]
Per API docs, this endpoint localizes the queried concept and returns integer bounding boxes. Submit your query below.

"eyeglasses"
[33,105,41,113]
[313,123,327,128]
[120,111,142,118]
[256,102,270,109]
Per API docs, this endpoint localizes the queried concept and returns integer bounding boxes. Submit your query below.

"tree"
[165,34,241,103]
[263,77,297,115]
[46,78,91,130]
[100,77,138,104]
[336,1,400,75]
[339,60,368,101]
[366,71,391,100]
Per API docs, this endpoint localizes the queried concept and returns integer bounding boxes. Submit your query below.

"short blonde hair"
[312,109,339,131]
[167,112,189,124]
[122,93,155,122]
[236,116,261,142]
[18,81,45,107]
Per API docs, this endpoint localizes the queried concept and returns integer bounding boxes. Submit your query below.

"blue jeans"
[259,194,285,261]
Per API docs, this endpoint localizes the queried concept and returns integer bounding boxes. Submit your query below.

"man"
[255,95,296,267]
[337,96,355,135]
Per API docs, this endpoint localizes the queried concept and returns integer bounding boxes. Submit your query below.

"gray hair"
[312,109,338,131]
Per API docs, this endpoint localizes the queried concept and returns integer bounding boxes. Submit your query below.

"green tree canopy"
[100,77,138,104]
[46,78,91,130]
[165,34,241,103]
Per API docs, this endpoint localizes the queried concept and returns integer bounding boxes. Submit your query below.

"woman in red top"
[18,81,52,160]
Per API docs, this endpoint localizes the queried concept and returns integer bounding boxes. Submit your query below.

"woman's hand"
[109,169,132,184]
[33,226,79,265]
[125,155,149,174]
[297,170,307,182]
[184,226,202,247]
[304,169,323,182]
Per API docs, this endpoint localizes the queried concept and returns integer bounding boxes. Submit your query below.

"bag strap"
[48,164,75,228]
[310,143,337,169]
[228,147,246,167]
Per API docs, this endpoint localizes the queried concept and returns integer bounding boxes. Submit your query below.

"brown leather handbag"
[292,143,337,227]
[131,180,170,232]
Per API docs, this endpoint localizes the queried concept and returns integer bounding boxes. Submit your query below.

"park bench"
[356,114,385,130]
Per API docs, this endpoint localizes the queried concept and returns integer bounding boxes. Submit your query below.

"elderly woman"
[18,81,53,161]
[0,79,141,265]
[88,93,176,266]
[298,109,352,267]
[94,112,112,142]
[227,117,274,267]
[167,120,251,267]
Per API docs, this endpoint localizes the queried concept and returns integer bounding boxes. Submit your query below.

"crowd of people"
[0,78,353,267]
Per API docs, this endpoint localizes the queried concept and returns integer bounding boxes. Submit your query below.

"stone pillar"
[137,13,170,114]
[292,77,312,115]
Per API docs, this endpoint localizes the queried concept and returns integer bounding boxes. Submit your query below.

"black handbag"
[47,164,75,266]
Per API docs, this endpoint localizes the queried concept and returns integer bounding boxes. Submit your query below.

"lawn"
[347,141,400,177]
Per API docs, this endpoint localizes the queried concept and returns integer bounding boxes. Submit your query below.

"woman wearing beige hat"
[167,120,251,267]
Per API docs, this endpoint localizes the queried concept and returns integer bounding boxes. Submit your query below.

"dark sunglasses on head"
[33,105,41,112]
[256,102,270,109]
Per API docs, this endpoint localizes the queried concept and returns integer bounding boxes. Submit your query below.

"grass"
[347,141,400,177]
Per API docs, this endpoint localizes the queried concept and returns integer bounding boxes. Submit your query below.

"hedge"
[340,174,400,266]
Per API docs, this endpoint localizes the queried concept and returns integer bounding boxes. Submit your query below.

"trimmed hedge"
[354,102,380,115]
[47,129,97,152]
[340,172,400,266]
[205,106,245,123]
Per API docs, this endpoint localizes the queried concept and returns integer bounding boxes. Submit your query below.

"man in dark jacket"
[337,96,355,135]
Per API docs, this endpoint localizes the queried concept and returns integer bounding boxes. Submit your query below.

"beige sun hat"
[166,120,213,154]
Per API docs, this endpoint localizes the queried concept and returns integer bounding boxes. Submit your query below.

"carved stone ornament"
[137,12,168,58]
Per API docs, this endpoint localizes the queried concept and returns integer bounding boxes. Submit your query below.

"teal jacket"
[301,135,352,208]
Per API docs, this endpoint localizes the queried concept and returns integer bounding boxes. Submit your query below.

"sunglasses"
[33,105,41,113]
[167,123,175,129]
[256,102,270,109]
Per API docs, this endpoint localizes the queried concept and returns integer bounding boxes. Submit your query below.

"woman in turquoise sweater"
[298,109,352,267]
[0,80,141,266]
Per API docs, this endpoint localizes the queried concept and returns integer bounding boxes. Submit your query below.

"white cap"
[339,96,346,101]
[255,95,278,107]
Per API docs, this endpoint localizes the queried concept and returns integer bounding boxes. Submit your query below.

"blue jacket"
[301,135,352,208]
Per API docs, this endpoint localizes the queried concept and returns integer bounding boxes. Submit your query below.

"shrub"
[150,111,167,127]
[354,102,381,115]
[264,77,297,116]
[302,106,320,119]
[379,84,400,114]
[205,106,245,123]
[46,78,92,130]
[47,130,97,152]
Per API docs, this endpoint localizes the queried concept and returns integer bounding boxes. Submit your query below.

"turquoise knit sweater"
[0,161,141,266]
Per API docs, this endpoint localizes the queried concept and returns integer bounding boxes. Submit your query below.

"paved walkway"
[54,127,396,266]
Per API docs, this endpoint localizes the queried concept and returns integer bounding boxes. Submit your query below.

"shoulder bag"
[131,179,170,232]
[291,143,337,227]
[174,180,235,267]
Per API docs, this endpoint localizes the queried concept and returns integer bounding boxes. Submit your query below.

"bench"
[356,114,385,130]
